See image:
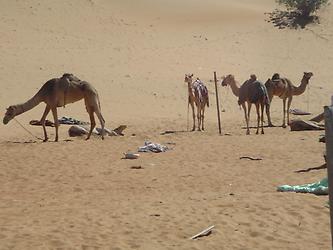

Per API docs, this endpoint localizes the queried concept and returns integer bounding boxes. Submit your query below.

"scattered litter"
[123,153,140,159]
[29,119,55,127]
[68,125,127,137]
[130,165,143,169]
[310,112,324,122]
[138,141,169,153]
[277,177,328,195]
[150,214,161,217]
[58,116,90,125]
[190,225,215,240]
[294,163,326,173]
[289,119,324,131]
[160,130,187,135]
[289,108,311,115]
[319,135,325,143]
[239,156,262,161]
[68,125,89,137]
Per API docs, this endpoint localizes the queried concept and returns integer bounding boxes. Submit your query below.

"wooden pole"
[324,105,333,250]
[214,71,222,135]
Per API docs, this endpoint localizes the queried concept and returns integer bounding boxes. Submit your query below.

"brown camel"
[265,72,313,128]
[222,74,270,135]
[3,73,105,142]
[184,74,209,131]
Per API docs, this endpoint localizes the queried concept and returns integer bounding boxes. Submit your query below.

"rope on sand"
[14,118,43,141]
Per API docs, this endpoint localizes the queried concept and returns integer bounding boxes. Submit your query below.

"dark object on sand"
[30,119,55,127]
[289,119,324,131]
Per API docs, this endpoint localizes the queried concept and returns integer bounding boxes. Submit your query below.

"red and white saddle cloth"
[192,79,208,104]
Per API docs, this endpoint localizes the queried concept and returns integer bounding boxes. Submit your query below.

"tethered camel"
[184,74,209,131]
[3,73,105,142]
[264,72,313,128]
[222,74,270,135]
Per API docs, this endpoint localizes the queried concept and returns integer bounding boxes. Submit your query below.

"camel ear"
[190,74,193,77]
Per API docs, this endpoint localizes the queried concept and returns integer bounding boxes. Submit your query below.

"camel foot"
[43,138,48,142]
[256,131,259,135]
[191,128,195,132]
[261,131,265,134]
[282,124,287,128]
[246,131,250,135]
[268,123,275,127]
[102,136,105,140]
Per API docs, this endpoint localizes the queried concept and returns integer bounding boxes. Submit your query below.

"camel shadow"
[6,140,38,144]
[5,139,74,144]
[160,130,191,135]
[241,125,284,129]
[265,9,318,29]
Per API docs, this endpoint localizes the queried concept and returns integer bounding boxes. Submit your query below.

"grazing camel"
[184,74,209,131]
[265,72,313,128]
[222,74,270,135]
[3,73,105,142]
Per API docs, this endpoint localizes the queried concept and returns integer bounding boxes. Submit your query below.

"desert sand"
[0,0,333,249]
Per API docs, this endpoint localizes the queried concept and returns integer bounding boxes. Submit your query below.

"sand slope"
[0,0,332,249]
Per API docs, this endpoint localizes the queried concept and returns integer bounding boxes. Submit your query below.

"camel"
[221,74,270,135]
[3,73,105,142]
[184,74,209,131]
[264,72,313,128]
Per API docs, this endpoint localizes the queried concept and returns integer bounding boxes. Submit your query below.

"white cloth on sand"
[138,141,169,153]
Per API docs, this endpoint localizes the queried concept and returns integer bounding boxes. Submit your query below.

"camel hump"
[61,73,81,82]
[238,80,267,105]
[272,73,280,81]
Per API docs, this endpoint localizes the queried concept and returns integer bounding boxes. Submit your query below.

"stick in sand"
[190,225,215,240]
[214,72,222,135]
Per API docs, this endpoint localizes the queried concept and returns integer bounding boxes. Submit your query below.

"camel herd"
[2,72,313,141]
[186,72,313,134]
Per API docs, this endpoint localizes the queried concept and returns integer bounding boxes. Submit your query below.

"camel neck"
[187,82,194,96]
[293,77,309,96]
[229,80,240,97]
[14,94,41,116]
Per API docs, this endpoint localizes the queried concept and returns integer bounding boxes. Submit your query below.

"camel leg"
[197,104,201,131]
[242,103,250,135]
[86,109,96,140]
[51,107,59,142]
[40,105,51,142]
[287,96,293,126]
[260,103,265,134]
[247,102,252,128]
[255,103,260,134]
[94,109,105,140]
[266,95,274,127]
[190,102,195,131]
[201,105,206,131]
[282,98,287,128]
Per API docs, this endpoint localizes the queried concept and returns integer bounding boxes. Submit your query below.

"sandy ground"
[0,0,333,249]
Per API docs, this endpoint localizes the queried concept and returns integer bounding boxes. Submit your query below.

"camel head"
[184,74,194,84]
[250,74,257,81]
[221,74,235,87]
[184,74,193,83]
[3,106,17,124]
[303,72,313,81]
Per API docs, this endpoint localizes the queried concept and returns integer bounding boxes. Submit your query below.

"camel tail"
[206,94,210,107]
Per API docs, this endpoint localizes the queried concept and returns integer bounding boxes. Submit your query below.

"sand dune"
[0,0,332,249]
